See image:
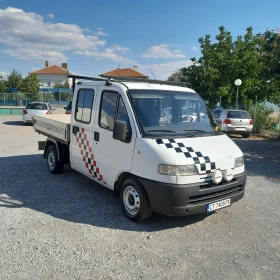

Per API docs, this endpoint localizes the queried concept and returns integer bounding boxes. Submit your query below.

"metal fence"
[0,92,72,107]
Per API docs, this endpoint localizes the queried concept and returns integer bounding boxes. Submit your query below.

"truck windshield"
[128,90,217,137]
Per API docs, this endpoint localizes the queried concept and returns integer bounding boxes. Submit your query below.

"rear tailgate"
[227,111,251,129]
[33,114,71,143]
[26,109,41,118]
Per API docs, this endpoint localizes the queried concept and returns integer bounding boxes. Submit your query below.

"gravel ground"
[0,115,279,280]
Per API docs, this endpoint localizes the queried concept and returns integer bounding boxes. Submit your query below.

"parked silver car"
[22,102,55,125]
[212,109,253,138]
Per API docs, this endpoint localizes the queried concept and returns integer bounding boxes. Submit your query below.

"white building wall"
[36,74,69,88]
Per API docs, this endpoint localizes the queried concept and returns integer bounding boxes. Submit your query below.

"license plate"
[207,198,231,212]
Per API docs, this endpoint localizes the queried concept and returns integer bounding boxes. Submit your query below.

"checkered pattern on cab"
[156,138,216,174]
[75,128,107,184]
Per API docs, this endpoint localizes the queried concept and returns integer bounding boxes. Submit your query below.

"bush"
[248,103,274,134]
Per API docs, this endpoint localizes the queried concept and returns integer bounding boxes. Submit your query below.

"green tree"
[21,73,40,93]
[169,26,274,109]
[53,81,70,89]
[260,29,280,78]
[20,73,41,100]
[0,79,7,93]
[168,69,187,83]
[258,29,280,107]
[53,80,70,101]
[6,69,22,91]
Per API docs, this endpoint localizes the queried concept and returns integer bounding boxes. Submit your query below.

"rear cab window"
[27,103,48,110]
[227,111,250,119]
[75,89,95,124]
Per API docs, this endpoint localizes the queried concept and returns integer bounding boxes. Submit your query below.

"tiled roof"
[33,65,67,75]
[100,68,148,79]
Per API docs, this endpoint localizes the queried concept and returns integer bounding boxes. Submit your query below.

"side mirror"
[113,120,126,141]
[63,107,66,109]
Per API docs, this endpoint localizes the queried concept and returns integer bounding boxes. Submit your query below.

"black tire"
[46,145,64,174]
[120,178,152,222]
[22,122,27,126]
[242,133,250,139]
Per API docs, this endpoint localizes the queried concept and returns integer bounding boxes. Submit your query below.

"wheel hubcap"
[123,186,140,215]
[48,151,55,170]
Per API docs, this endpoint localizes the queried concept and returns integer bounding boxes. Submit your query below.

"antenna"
[148,69,156,80]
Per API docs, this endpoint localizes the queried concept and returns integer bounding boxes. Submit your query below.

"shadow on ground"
[233,138,280,182]
[3,121,25,126]
[0,154,209,232]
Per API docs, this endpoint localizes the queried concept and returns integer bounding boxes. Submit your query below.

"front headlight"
[235,156,244,168]
[158,164,198,176]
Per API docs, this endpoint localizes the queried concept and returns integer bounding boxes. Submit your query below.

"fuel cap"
[212,170,223,184]
[224,168,234,182]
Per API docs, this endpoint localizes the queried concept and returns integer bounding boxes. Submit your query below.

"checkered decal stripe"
[75,128,107,184]
[36,120,65,134]
[156,139,216,174]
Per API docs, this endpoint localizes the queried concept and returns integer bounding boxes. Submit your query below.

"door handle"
[72,125,79,134]
[94,131,100,142]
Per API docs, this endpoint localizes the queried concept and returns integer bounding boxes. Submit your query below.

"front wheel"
[47,145,64,174]
[120,178,152,222]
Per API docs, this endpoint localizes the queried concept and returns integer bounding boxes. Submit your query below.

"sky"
[0,0,279,80]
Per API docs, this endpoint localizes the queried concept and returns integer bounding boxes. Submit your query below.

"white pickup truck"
[33,75,247,222]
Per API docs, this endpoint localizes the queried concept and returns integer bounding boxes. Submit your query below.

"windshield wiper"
[146,129,176,133]
[184,129,224,136]
[183,129,207,132]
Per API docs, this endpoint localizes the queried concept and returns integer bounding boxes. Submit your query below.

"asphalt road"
[0,115,279,280]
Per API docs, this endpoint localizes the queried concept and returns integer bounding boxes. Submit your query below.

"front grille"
[188,185,243,205]
[200,178,237,189]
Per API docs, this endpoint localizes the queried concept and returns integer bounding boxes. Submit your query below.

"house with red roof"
[32,61,70,88]
[99,66,149,79]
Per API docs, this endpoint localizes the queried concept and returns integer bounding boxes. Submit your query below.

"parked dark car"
[64,101,72,114]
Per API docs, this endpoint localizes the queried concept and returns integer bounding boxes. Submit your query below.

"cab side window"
[75,89,95,123]
[99,91,118,131]
[117,97,132,139]
[99,91,132,141]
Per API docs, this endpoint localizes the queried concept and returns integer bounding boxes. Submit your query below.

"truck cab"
[35,75,247,222]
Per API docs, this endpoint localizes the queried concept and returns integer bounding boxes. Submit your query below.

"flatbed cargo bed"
[33,114,71,143]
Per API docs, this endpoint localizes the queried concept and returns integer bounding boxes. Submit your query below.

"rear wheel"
[120,178,152,222]
[46,145,64,174]
[242,133,250,138]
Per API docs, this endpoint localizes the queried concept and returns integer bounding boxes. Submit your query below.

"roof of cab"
[119,81,196,93]
[77,80,196,93]
[70,74,196,93]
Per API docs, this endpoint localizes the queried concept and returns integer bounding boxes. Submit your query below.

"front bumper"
[138,171,247,216]
[22,115,33,123]
[222,125,253,133]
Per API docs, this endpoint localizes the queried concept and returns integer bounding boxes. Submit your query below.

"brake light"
[24,109,28,114]
[250,120,253,125]
[46,110,50,114]
[66,111,71,114]
[223,119,231,124]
